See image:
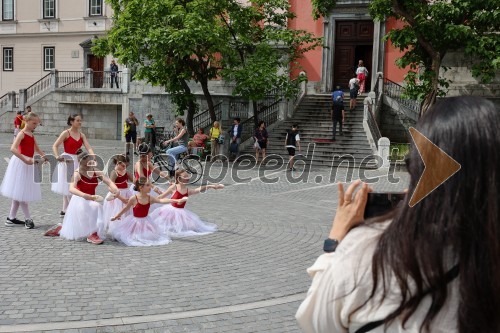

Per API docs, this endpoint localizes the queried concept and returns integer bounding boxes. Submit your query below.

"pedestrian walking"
[348,74,360,110]
[109,177,187,247]
[254,120,269,164]
[331,97,345,141]
[150,169,222,237]
[331,85,344,102]
[51,114,94,218]
[285,123,301,171]
[356,60,369,94]
[110,60,119,88]
[59,150,119,245]
[1,112,47,229]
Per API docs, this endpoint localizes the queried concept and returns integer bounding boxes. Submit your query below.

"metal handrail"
[0,93,9,109]
[383,78,421,115]
[192,101,223,131]
[58,71,86,89]
[26,73,51,101]
[240,98,281,143]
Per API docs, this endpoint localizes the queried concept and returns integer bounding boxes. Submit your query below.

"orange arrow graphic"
[408,127,461,207]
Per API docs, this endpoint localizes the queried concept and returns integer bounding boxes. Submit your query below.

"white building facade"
[0,0,114,96]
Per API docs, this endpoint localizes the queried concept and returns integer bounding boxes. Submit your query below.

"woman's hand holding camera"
[329,180,372,242]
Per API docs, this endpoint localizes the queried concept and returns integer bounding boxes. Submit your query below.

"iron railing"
[383,79,421,116]
[192,101,223,131]
[26,73,51,102]
[0,93,9,109]
[58,71,86,89]
[229,100,249,119]
[92,71,122,89]
[240,99,281,143]
[366,105,382,146]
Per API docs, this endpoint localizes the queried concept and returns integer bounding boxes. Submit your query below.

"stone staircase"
[240,94,377,168]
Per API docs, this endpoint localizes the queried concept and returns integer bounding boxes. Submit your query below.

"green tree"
[94,0,321,134]
[311,0,500,115]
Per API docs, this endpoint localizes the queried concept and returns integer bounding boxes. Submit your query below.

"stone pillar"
[18,89,27,111]
[378,137,391,169]
[122,68,130,93]
[50,69,59,90]
[85,68,93,88]
[8,91,16,111]
[221,96,230,121]
[248,100,254,118]
[278,98,287,121]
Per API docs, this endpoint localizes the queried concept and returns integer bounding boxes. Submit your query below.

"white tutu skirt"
[150,205,217,237]
[0,155,41,202]
[109,215,171,247]
[51,153,78,195]
[99,188,133,240]
[60,195,102,240]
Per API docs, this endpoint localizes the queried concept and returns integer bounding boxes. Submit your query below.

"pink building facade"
[289,0,406,92]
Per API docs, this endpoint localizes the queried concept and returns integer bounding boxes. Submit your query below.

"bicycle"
[151,141,204,184]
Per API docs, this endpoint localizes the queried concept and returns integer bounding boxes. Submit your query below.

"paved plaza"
[0,133,409,333]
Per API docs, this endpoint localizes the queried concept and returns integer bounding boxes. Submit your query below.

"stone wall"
[0,90,126,140]
[378,103,415,143]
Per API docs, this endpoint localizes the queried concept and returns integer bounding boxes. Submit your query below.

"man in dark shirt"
[331,97,345,141]
[110,60,119,88]
[125,112,139,154]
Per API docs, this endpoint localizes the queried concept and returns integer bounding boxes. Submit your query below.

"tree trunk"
[200,77,216,122]
[421,55,442,116]
[180,79,196,136]
[252,100,259,129]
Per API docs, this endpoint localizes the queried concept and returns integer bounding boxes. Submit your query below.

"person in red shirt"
[187,128,209,154]
[13,111,23,138]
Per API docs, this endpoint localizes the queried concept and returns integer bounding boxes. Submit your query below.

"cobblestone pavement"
[0,133,409,332]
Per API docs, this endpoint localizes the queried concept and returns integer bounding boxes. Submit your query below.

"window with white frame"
[89,0,102,16]
[43,0,55,19]
[2,0,14,20]
[3,48,13,71]
[43,47,55,71]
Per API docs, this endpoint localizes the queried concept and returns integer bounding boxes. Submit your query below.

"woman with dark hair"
[296,96,500,333]
[254,120,268,164]
[51,114,94,217]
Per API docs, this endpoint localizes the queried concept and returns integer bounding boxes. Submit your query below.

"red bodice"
[18,132,35,158]
[114,172,129,189]
[171,189,188,208]
[133,195,150,218]
[63,131,83,154]
[76,172,99,195]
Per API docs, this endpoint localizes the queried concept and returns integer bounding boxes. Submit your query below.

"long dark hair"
[365,97,499,332]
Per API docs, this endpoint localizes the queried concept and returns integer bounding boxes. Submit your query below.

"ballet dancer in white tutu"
[1,112,47,229]
[109,177,188,247]
[133,143,170,211]
[59,150,120,245]
[151,169,223,237]
[99,154,134,240]
[51,114,94,217]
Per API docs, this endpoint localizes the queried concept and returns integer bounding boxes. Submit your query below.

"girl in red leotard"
[100,154,135,240]
[51,114,94,217]
[59,150,119,245]
[109,177,187,246]
[133,143,170,211]
[1,112,47,229]
[150,169,223,237]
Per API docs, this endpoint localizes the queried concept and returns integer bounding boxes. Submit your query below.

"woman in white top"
[296,96,500,333]
[355,60,369,94]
